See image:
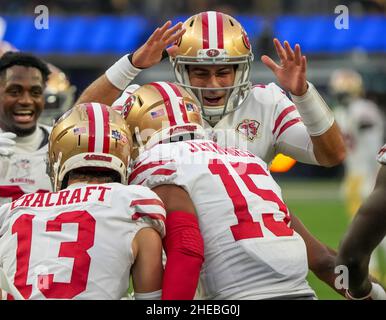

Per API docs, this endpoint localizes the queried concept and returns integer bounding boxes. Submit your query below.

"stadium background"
[1,0,385,299]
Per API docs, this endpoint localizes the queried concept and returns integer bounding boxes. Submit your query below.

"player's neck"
[14,127,43,153]
[67,178,104,188]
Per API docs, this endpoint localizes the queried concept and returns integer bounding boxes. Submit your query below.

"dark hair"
[61,167,121,189]
[0,51,51,82]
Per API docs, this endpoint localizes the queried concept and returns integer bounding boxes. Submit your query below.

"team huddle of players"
[0,11,385,300]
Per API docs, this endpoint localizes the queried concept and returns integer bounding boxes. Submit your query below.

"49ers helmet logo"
[236,119,260,141]
[206,49,220,57]
[242,30,251,50]
[122,95,136,120]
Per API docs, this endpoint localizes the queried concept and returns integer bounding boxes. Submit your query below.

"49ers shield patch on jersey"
[236,119,260,141]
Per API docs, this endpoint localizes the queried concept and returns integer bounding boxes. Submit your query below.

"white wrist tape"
[105,54,142,90]
[134,289,162,300]
[290,81,334,136]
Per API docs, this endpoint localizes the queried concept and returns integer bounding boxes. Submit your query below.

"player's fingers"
[273,38,287,62]
[147,27,161,44]
[159,20,172,33]
[294,44,302,65]
[166,45,178,58]
[166,28,186,46]
[162,22,183,41]
[150,21,172,42]
[301,55,307,73]
[284,41,295,61]
[261,55,280,73]
[0,132,17,140]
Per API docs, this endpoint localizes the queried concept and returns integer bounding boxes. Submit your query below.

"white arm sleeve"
[269,83,319,165]
[275,123,319,165]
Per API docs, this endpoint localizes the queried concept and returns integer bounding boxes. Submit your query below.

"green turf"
[278,179,356,299]
[285,197,348,300]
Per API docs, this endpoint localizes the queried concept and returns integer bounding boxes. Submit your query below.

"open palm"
[261,39,308,96]
[132,21,185,69]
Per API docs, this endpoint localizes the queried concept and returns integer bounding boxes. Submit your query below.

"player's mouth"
[12,109,35,123]
[203,96,224,106]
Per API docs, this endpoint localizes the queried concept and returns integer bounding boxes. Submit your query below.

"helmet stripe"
[168,82,189,123]
[100,104,110,154]
[156,82,186,125]
[201,12,209,49]
[92,103,107,153]
[207,11,218,49]
[86,103,110,153]
[85,103,96,152]
[150,82,177,126]
[216,12,224,49]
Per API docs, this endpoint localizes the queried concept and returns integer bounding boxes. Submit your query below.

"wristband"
[134,289,162,300]
[105,54,142,90]
[290,81,335,136]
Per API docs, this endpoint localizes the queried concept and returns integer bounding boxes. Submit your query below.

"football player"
[0,103,165,300]
[77,11,346,168]
[0,52,52,204]
[329,69,385,279]
[329,69,384,216]
[336,144,386,300]
[124,81,348,300]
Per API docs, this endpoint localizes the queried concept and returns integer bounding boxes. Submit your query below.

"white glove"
[369,283,386,300]
[0,132,16,156]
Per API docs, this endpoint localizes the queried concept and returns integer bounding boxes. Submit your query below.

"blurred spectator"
[329,68,386,278]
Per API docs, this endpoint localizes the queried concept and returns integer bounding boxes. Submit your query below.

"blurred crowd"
[0,0,385,17]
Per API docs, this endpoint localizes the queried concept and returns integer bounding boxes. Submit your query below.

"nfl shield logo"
[111,129,121,140]
[236,119,260,141]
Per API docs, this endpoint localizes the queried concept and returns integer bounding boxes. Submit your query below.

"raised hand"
[132,21,186,69]
[261,38,308,96]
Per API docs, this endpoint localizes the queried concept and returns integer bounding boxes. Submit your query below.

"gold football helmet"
[122,81,205,158]
[41,64,76,126]
[111,84,140,114]
[48,102,132,191]
[329,69,364,103]
[171,11,254,123]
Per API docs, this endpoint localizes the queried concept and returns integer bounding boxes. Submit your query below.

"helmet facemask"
[173,52,252,125]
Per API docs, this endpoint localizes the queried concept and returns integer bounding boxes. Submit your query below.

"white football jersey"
[130,140,315,300]
[115,82,317,165]
[0,125,52,205]
[377,144,386,165]
[0,183,165,300]
[205,83,316,165]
